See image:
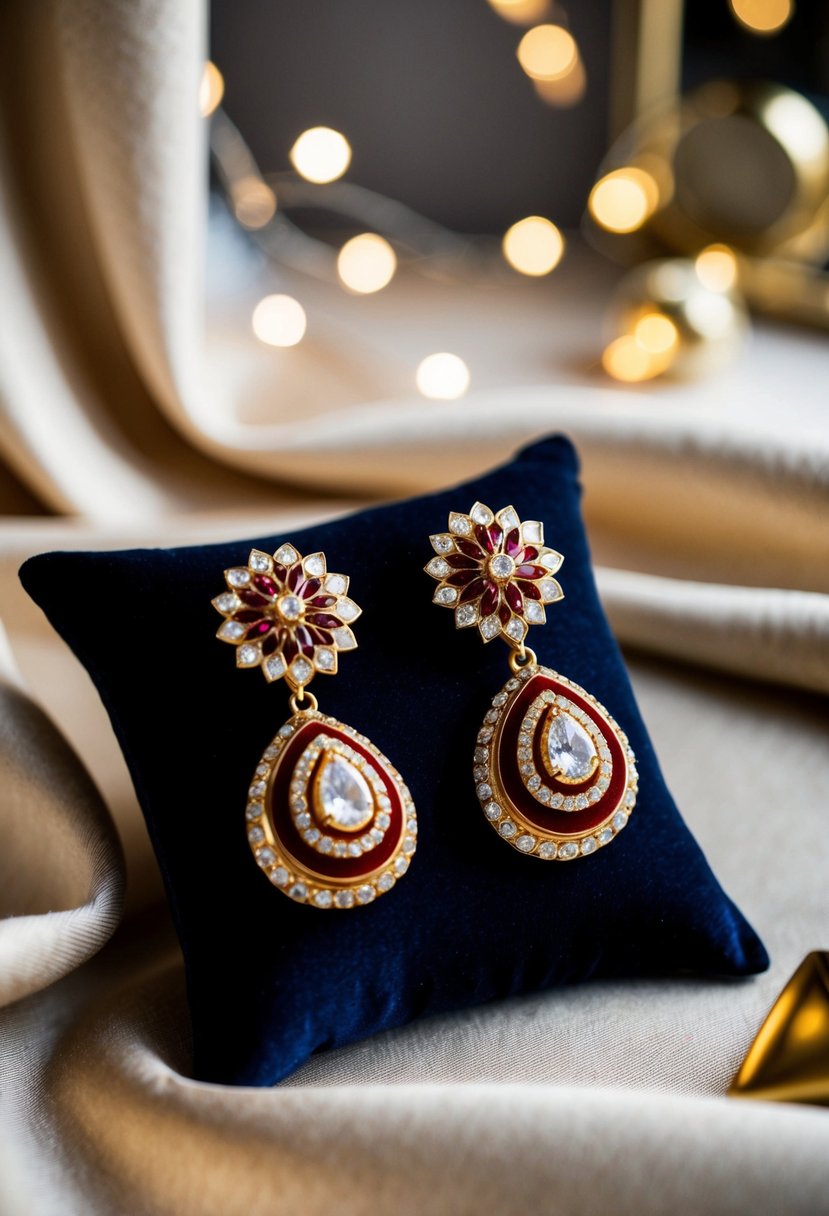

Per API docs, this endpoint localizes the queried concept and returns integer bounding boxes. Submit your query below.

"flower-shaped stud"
[213,543,361,690]
[425,503,563,645]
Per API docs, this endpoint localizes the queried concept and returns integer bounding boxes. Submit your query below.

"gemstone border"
[518,691,611,805]
[289,735,392,856]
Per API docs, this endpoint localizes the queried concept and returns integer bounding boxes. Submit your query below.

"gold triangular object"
[729,952,829,1106]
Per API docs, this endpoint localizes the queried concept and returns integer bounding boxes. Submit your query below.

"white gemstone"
[490,554,514,579]
[319,838,333,854]
[598,777,610,792]
[246,803,262,821]
[485,709,499,724]
[360,834,374,850]
[275,544,298,566]
[325,574,348,596]
[256,847,276,866]
[558,842,578,860]
[248,826,264,844]
[550,792,564,808]
[290,657,313,685]
[263,655,285,682]
[347,842,362,857]
[540,551,562,571]
[538,788,551,804]
[528,775,541,791]
[279,594,303,621]
[313,889,333,908]
[588,787,602,804]
[575,794,588,810]
[332,626,356,650]
[303,828,321,845]
[295,812,311,829]
[249,782,266,798]
[470,503,493,525]
[597,827,613,845]
[237,644,261,667]
[394,856,409,875]
[481,616,500,640]
[625,789,636,807]
[430,533,454,554]
[522,521,543,544]
[478,727,493,742]
[525,601,545,625]
[337,598,360,621]
[499,820,517,838]
[426,557,451,578]
[547,713,598,782]
[484,802,501,820]
[539,578,563,602]
[356,885,375,905]
[278,724,293,738]
[402,836,415,854]
[506,617,526,641]
[316,648,336,671]
[218,620,245,641]
[318,756,373,828]
[304,553,326,576]
[271,867,289,886]
[477,783,492,800]
[563,797,575,810]
[493,692,508,706]
[474,747,488,763]
[335,890,355,908]
[497,507,519,530]
[377,873,395,892]
[377,812,391,829]
[288,882,307,901]
[248,550,272,572]
[613,811,629,831]
[434,586,458,605]
[226,568,251,587]
[516,834,536,853]
[538,841,557,859]
[448,513,471,535]
[214,592,240,613]
[333,842,347,857]
[581,836,597,855]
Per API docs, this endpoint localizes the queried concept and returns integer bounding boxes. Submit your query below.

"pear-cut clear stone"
[547,712,597,781]
[317,756,373,829]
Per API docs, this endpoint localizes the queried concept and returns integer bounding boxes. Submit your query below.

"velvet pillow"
[20,436,768,1086]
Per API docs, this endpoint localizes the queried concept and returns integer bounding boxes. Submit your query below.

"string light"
[502,216,564,276]
[199,61,224,117]
[231,176,277,229]
[289,127,352,184]
[337,233,397,294]
[516,24,577,81]
[729,0,794,35]
[695,245,738,292]
[252,295,307,347]
[588,167,659,233]
[486,0,551,25]
[416,353,470,400]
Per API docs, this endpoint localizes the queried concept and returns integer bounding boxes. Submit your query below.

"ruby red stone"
[460,578,487,603]
[487,522,504,550]
[504,527,522,558]
[271,563,287,583]
[498,602,511,625]
[253,574,280,598]
[514,564,545,580]
[481,582,499,617]
[247,620,273,638]
[306,612,341,629]
[235,609,264,623]
[475,523,494,553]
[446,554,478,569]
[455,539,483,559]
[521,546,539,562]
[301,578,322,598]
[447,570,477,586]
[505,583,523,614]
[296,625,315,655]
[287,565,304,592]
[240,588,270,607]
[307,626,333,645]
[517,580,541,599]
[262,634,279,656]
[283,636,298,662]
[308,595,336,608]
[266,719,405,880]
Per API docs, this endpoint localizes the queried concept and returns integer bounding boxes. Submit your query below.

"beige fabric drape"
[1,1,828,1212]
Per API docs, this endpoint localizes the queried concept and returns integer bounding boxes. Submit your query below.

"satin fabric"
[1,0,828,1212]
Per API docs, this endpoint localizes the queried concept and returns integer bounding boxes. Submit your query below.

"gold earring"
[214,544,416,907]
[426,504,637,860]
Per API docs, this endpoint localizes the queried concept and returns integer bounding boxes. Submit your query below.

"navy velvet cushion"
[20,436,768,1086]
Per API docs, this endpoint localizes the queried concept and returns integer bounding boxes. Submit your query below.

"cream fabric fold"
[1,0,828,1212]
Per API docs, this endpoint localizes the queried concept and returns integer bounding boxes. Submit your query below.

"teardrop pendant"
[245,708,417,907]
[475,664,637,860]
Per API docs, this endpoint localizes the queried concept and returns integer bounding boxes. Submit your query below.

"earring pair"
[212,505,636,909]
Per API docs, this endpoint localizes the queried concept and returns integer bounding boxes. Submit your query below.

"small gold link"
[289,689,319,715]
[508,644,537,674]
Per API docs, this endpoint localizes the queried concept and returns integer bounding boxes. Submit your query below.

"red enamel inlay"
[504,528,522,558]
[495,672,627,835]
[267,719,405,879]
[254,574,279,598]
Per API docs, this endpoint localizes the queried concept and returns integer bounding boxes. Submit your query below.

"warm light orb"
[533,52,587,108]
[633,313,679,355]
[199,60,224,117]
[588,168,659,233]
[502,216,564,276]
[337,233,397,294]
[695,244,738,292]
[602,335,665,383]
[289,127,352,184]
[486,0,551,25]
[232,176,277,229]
[252,295,307,347]
[516,24,577,81]
[729,0,794,35]
[416,353,471,400]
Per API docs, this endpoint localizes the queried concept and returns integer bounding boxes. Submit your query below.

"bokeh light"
[516,24,577,81]
[533,52,587,107]
[289,127,352,184]
[486,0,551,24]
[252,295,307,347]
[199,61,224,117]
[729,0,794,35]
[602,335,669,382]
[502,216,564,276]
[588,167,659,233]
[633,313,679,355]
[231,176,277,229]
[337,233,397,294]
[416,353,471,400]
[695,245,738,292]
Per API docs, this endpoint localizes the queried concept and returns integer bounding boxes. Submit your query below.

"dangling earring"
[214,544,416,907]
[426,504,637,860]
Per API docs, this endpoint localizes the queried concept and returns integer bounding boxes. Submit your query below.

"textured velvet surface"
[20,436,768,1086]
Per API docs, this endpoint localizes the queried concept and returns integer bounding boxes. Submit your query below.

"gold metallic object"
[729,952,829,1106]
[213,544,417,908]
[425,503,637,860]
